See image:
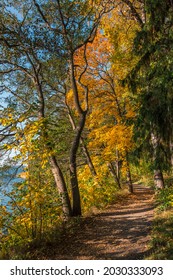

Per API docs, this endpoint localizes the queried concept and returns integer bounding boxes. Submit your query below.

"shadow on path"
[46,185,155,260]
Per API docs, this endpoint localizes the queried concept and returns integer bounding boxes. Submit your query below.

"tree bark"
[50,155,72,218]
[80,137,97,176]
[107,162,121,189]
[122,0,144,27]
[66,102,97,176]
[68,48,90,216]
[169,136,173,171]
[69,113,86,216]
[154,170,164,189]
[34,71,72,219]
[115,149,121,182]
[127,167,133,193]
[151,132,164,189]
[126,156,133,193]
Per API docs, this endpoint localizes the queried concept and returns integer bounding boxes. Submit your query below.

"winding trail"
[43,185,155,260]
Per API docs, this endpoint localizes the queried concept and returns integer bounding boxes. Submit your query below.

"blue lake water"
[0,166,23,207]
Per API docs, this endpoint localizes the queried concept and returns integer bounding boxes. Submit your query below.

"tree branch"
[122,0,144,27]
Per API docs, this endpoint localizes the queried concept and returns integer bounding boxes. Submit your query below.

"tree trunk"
[50,155,72,219]
[69,113,86,216]
[35,79,72,220]
[169,137,173,171]
[154,170,164,189]
[115,149,121,183]
[151,132,164,189]
[69,50,89,216]
[107,162,121,189]
[127,167,133,193]
[80,137,97,176]
[66,102,97,176]
[125,152,133,193]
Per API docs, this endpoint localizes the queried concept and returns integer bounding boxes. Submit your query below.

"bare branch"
[78,44,89,112]
[121,0,144,27]
[3,86,32,109]
[0,60,34,80]
[33,0,50,27]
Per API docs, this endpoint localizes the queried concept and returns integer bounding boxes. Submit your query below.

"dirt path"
[42,185,155,260]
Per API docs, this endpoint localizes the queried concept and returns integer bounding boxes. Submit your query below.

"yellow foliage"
[79,10,138,181]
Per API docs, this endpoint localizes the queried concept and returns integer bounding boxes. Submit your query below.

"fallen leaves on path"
[36,185,155,260]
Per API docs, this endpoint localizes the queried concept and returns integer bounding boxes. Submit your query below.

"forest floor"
[34,184,155,260]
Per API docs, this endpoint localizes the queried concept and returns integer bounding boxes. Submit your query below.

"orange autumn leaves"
[66,29,135,177]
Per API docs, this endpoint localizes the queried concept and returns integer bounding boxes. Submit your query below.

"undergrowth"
[0,186,129,260]
[148,181,173,260]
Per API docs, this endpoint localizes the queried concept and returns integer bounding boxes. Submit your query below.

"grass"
[148,183,173,260]
[148,210,173,259]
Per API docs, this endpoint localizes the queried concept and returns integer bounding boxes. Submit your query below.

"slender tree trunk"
[125,151,133,193]
[107,162,121,189]
[35,80,72,219]
[50,155,72,218]
[69,50,90,216]
[66,102,97,176]
[151,132,164,189]
[46,138,72,219]
[80,137,97,176]
[69,113,86,216]
[115,149,121,182]
[127,167,133,193]
[126,154,133,193]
